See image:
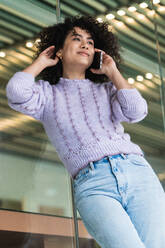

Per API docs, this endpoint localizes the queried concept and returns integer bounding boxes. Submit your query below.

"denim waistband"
[93,153,127,164]
[74,153,128,180]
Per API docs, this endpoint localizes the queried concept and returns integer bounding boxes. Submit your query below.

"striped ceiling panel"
[0,0,165,162]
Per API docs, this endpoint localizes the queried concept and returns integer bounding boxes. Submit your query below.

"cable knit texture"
[6,72,148,179]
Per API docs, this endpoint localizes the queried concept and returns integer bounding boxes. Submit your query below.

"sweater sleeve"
[6,71,50,121]
[110,83,148,123]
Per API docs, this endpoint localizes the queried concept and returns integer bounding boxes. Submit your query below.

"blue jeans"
[73,153,165,248]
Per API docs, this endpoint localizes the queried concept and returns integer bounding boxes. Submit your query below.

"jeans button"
[113,167,118,172]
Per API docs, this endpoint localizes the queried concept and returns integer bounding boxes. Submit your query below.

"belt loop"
[89,161,95,170]
[107,155,112,163]
[120,153,127,159]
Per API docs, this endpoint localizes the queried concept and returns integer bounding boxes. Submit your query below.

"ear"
[56,49,63,59]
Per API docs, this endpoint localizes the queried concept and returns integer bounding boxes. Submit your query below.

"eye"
[73,37,80,41]
[88,41,94,45]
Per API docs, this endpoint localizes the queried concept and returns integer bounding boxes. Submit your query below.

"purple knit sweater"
[6,71,148,179]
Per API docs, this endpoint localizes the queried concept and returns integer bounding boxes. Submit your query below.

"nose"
[81,41,88,49]
[81,44,88,50]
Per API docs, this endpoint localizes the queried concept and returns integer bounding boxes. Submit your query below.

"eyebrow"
[71,31,93,40]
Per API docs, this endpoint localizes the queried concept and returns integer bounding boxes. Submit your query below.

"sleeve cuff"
[116,88,142,108]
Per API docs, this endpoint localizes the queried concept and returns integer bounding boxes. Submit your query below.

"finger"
[49,56,59,66]
[90,68,100,74]
[44,46,55,53]
[54,56,60,63]
[94,48,102,52]
[48,45,55,49]
[45,49,56,57]
[94,48,105,54]
[47,49,54,56]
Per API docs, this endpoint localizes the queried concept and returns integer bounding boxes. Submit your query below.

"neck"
[62,65,86,80]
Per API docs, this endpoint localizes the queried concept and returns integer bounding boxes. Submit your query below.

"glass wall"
[105,0,165,188]
[0,0,165,247]
[148,0,165,188]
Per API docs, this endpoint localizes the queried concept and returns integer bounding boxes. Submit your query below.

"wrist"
[22,59,46,77]
[106,66,119,81]
[33,58,46,71]
[106,67,133,90]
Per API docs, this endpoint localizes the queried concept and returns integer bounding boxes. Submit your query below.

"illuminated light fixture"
[106,13,115,20]
[116,21,124,27]
[117,10,126,16]
[128,6,136,12]
[153,0,160,4]
[26,41,33,48]
[126,17,135,23]
[137,14,145,19]
[145,73,153,79]
[97,17,103,22]
[136,75,144,81]
[128,78,135,84]
[0,51,6,57]
[139,2,148,8]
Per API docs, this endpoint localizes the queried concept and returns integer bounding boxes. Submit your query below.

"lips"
[78,52,89,57]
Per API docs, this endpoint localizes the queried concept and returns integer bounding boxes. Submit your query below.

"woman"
[6,15,165,248]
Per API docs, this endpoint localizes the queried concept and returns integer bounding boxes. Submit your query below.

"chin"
[75,61,89,69]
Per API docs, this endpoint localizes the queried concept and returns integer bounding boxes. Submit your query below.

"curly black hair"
[33,15,122,85]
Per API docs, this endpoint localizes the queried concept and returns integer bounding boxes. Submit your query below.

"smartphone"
[90,51,103,69]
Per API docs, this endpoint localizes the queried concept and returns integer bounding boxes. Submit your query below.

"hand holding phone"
[90,51,103,70]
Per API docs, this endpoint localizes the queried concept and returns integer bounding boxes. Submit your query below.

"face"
[57,27,95,70]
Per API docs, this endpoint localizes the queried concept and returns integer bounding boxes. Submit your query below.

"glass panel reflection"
[0,0,165,248]
[103,1,165,188]
[0,139,73,216]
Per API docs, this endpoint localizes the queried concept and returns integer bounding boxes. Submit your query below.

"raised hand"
[90,48,117,80]
[36,45,60,68]
[22,46,60,77]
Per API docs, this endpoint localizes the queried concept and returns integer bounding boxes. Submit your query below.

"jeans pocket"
[128,154,150,167]
[73,166,92,188]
